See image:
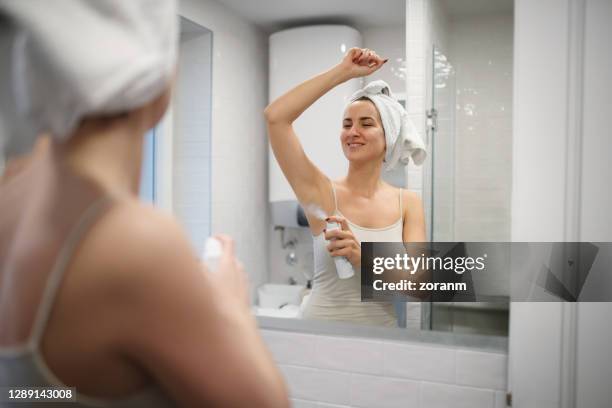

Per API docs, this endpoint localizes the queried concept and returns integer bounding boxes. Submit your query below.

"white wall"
[579,0,612,243]
[406,0,429,238]
[450,14,513,242]
[173,29,213,250]
[179,0,270,296]
[510,0,612,406]
[263,329,507,408]
[422,1,513,243]
[574,1,612,407]
[362,26,406,97]
[427,0,454,242]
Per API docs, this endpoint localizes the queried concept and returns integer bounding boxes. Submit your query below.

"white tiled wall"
[406,0,428,206]
[262,330,507,408]
[362,25,406,99]
[412,0,457,243]
[510,1,612,405]
[450,14,513,242]
[173,29,213,250]
[427,0,454,242]
[412,0,513,242]
[179,0,270,296]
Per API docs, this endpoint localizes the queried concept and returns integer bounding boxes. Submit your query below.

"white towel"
[349,80,426,171]
[0,0,178,156]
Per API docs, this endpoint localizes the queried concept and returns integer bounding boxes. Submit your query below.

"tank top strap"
[28,196,114,348]
[399,187,404,221]
[329,179,339,213]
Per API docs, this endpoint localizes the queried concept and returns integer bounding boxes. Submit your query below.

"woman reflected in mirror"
[265,48,427,327]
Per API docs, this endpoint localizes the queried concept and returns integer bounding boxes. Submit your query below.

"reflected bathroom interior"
[135,0,513,337]
[256,0,513,337]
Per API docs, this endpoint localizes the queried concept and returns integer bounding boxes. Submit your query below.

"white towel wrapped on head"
[348,80,426,171]
[0,0,178,156]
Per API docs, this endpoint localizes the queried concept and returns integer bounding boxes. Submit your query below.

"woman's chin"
[344,152,379,165]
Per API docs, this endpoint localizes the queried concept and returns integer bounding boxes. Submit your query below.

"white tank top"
[302,183,404,327]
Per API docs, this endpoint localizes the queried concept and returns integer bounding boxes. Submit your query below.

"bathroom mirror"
[248,0,513,341]
[165,0,513,346]
[141,16,213,247]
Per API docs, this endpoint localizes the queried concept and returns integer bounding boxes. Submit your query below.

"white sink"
[254,304,301,318]
[257,283,305,309]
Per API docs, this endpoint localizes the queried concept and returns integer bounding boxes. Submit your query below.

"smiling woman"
[264,48,427,327]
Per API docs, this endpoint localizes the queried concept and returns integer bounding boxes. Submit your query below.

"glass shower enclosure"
[421,45,457,331]
[422,46,509,336]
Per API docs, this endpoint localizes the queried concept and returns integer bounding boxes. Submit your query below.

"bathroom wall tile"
[407,0,425,22]
[350,373,419,408]
[406,302,422,320]
[280,365,351,406]
[407,76,426,96]
[383,341,455,383]
[291,399,318,408]
[494,390,508,408]
[419,381,495,408]
[405,319,421,330]
[455,350,507,390]
[314,336,384,375]
[317,403,351,408]
[406,94,424,113]
[407,169,423,189]
[407,42,425,61]
[261,330,318,367]
[173,29,213,253]
[450,13,513,242]
[363,26,406,93]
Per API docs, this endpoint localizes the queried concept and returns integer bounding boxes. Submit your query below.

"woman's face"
[340,99,386,164]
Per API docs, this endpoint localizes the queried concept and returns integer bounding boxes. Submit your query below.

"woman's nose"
[347,125,360,137]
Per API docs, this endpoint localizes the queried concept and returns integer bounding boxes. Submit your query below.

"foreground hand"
[324,215,361,269]
[204,234,250,309]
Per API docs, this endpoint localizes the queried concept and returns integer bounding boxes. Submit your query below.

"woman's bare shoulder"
[68,199,203,305]
[401,190,426,241]
[90,199,188,255]
[402,189,422,204]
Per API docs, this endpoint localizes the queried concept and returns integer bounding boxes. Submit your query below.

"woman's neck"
[54,117,146,197]
[344,160,384,197]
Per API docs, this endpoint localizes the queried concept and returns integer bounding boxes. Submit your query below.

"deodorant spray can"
[326,221,355,279]
[202,237,222,272]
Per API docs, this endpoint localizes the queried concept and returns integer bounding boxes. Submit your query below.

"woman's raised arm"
[264,48,386,216]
